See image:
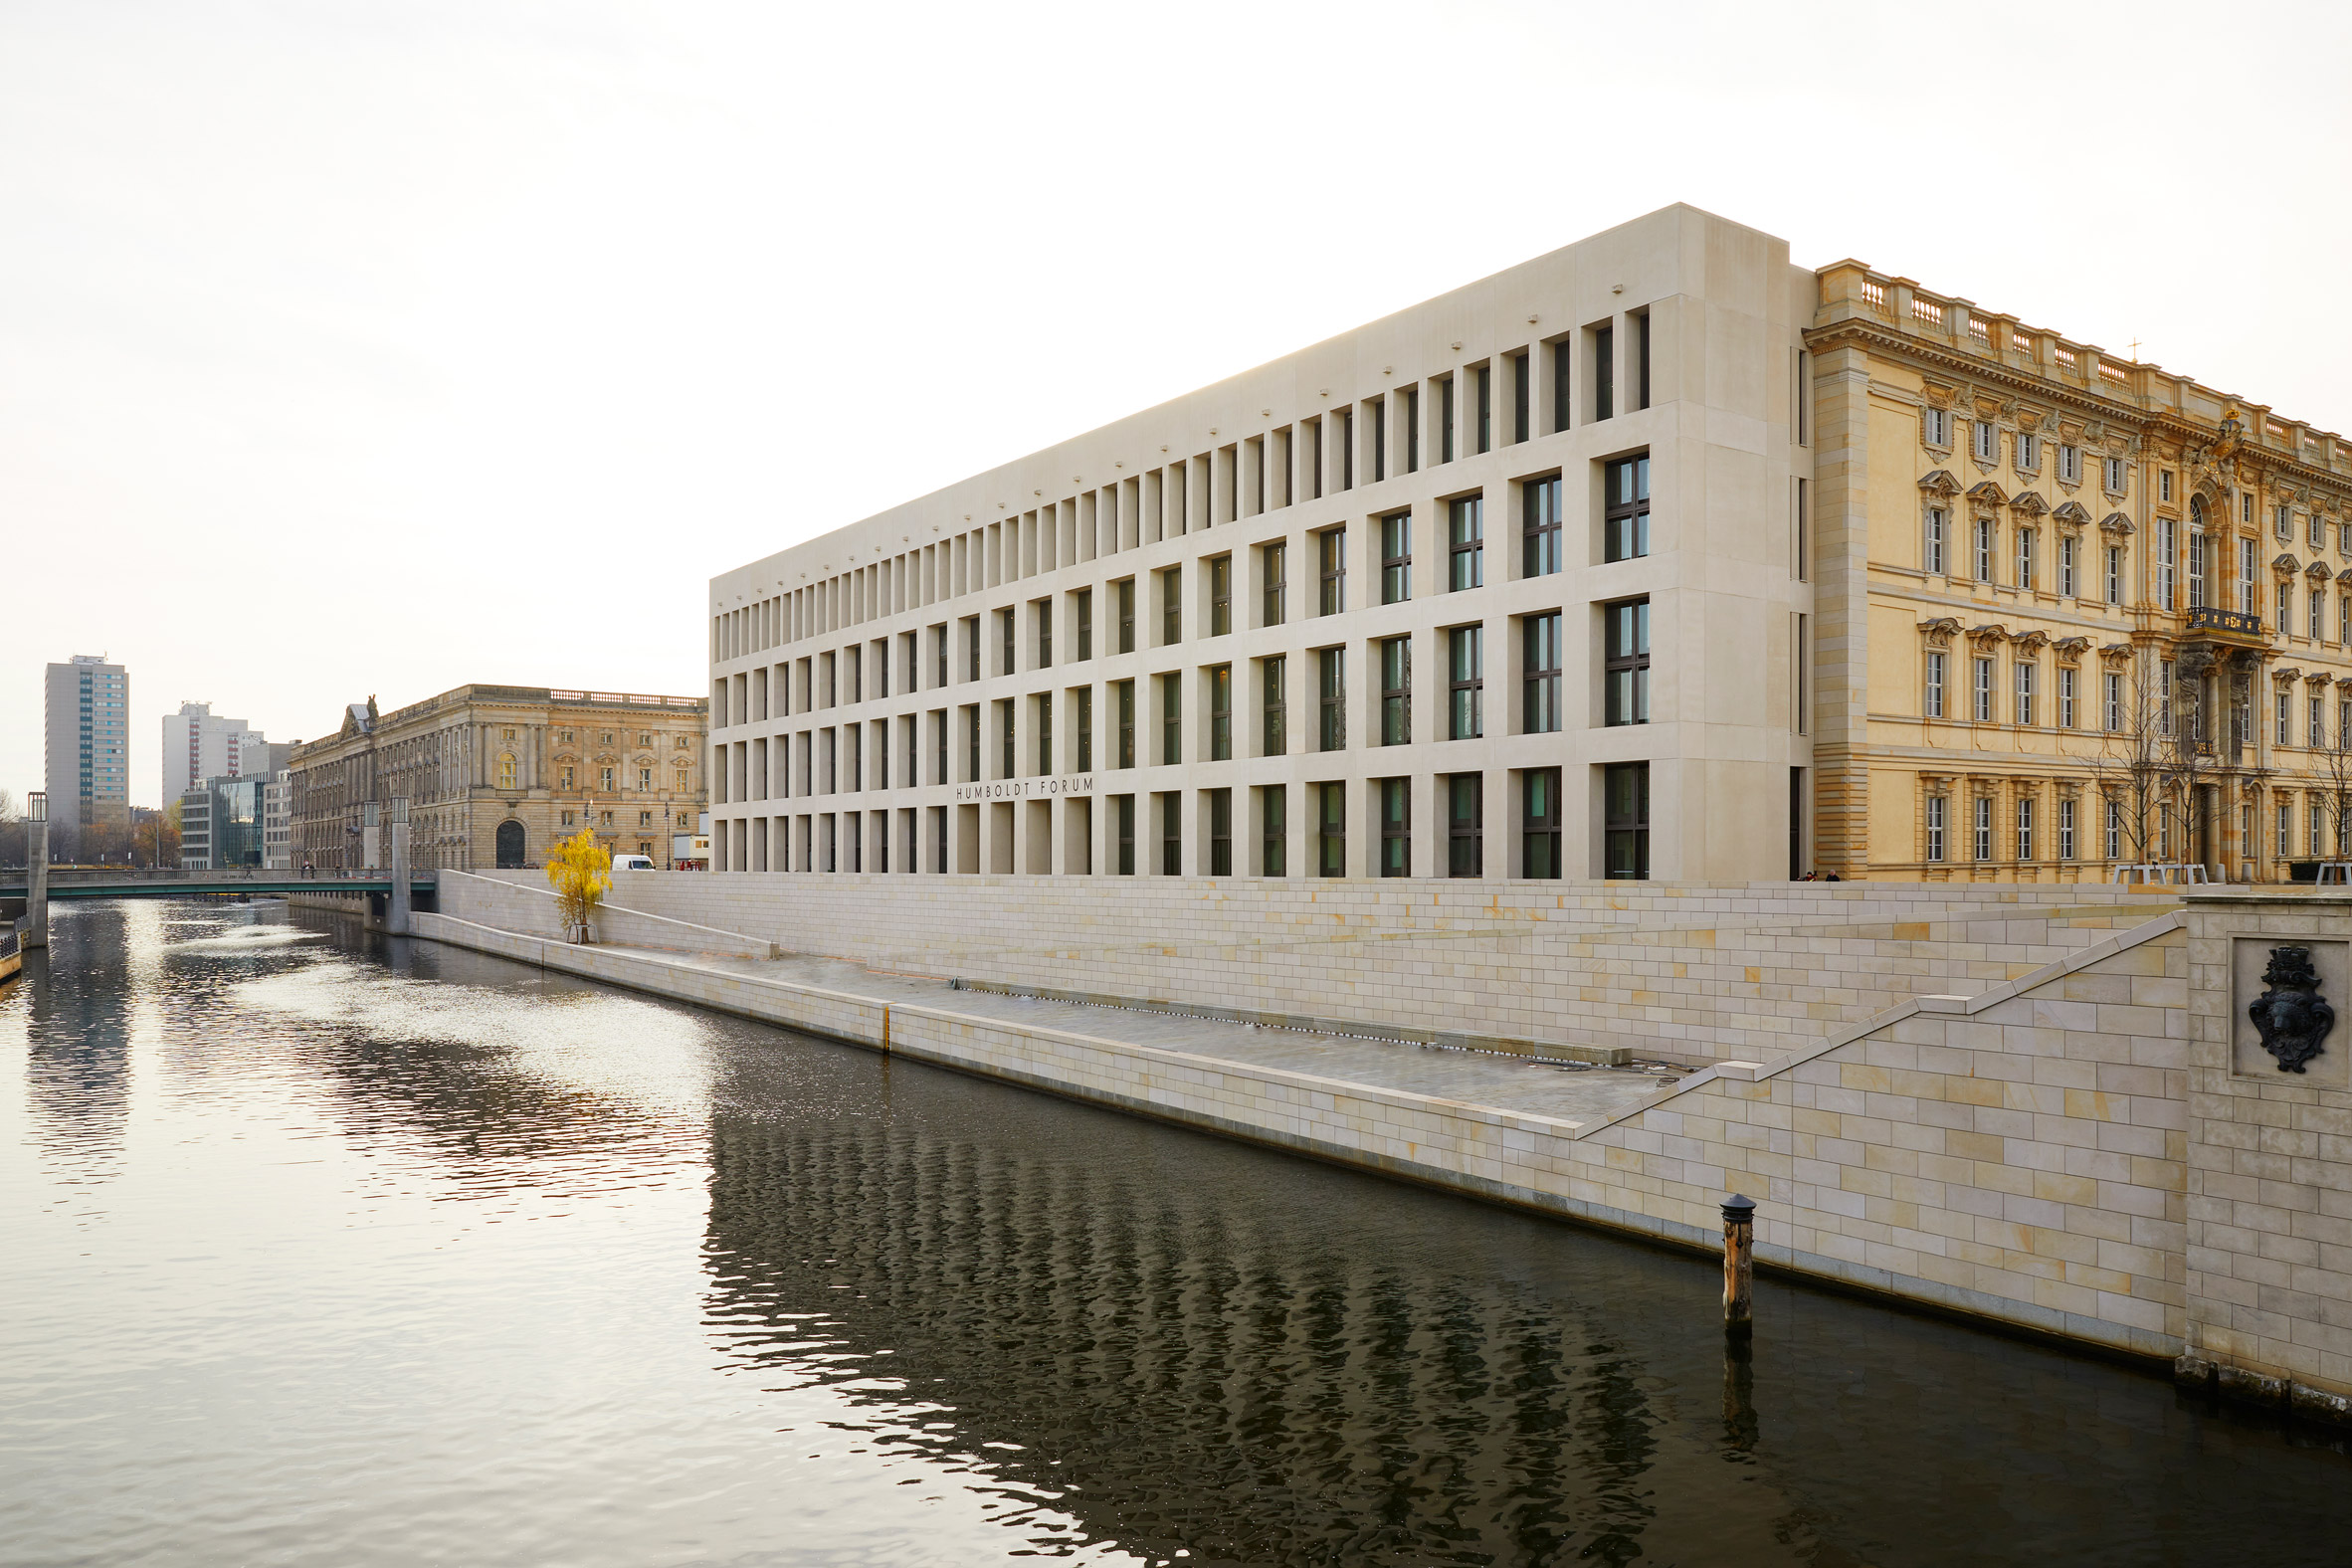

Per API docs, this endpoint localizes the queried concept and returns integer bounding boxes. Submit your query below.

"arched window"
[496,753,517,790]
[495,820,525,868]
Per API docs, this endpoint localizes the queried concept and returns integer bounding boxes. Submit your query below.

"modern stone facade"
[706,205,1820,882]
[287,685,707,872]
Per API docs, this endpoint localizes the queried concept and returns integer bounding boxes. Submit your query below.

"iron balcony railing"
[2186,607,2264,638]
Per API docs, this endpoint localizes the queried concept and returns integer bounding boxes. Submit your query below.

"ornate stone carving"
[1917,469,1961,496]
[1967,480,2010,507]
[2098,511,2136,536]
[2098,641,2133,664]
[2274,667,2303,686]
[2309,560,2335,581]
[2053,500,2091,527]
[2011,629,2051,654]
[2250,946,2334,1075]
[2010,490,2049,516]
[1917,616,1962,647]
[2275,553,2302,577]
[1967,623,2010,649]
[2052,636,2091,659]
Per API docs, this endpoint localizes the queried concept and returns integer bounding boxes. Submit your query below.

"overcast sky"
[5,0,2349,809]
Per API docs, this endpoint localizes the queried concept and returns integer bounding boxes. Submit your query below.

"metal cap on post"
[1721,1193,1757,1336]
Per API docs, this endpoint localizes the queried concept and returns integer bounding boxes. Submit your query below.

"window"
[1523,768,1561,878]
[1161,675,1181,763]
[1403,387,1419,473]
[1379,637,1411,745]
[2017,526,2036,590]
[1523,613,1562,733]
[1115,794,1134,875]
[2106,545,2123,606]
[1594,324,1614,421]
[496,753,516,790]
[1604,456,1651,561]
[1162,791,1181,876]
[998,700,1015,778]
[1449,627,1483,738]
[2017,433,2040,472]
[1263,656,1286,756]
[2058,534,2076,597]
[1449,497,1483,590]
[1073,688,1091,771]
[1262,785,1286,877]
[2104,798,2122,861]
[559,764,576,790]
[2281,587,2295,638]
[935,624,948,688]
[2059,444,2081,484]
[2276,502,2293,540]
[2159,470,2174,503]
[1924,407,1952,447]
[1973,658,1994,722]
[1605,600,1651,726]
[2315,511,2328,549]
[2279,688,2293,746]
[1924,796,1946,863]
[2016,797,2035,862]
[1440,376,1457,463]
[1319,649,1346,751]
[1511,351,1530,444]
[1925,651,1947,717]
[1209,788,1233,877]
[964,617,980,684]
[1076,590,1092,661]
[1318,528,1347,615]
[1924,507,1948,575]
[1476,365,1493,453]
[1449,775,1481,877]
[1380,512,1412,604]
[1973,421,1997,463]
[1116,579,1135,654]
[676,766,689,792]
[1209,666,1232,760]
[2015,662,2036,726]
[1263,541,1286,627]
[601,765,616,792]
[2317,590,2330,644]
[998,608,1016,676]
[2059,667,2076,728]
[2313,694,2326,750]
[2104,455,2126,493]
[2188,532,2206,608]
[1209,555,1232,637]
[1036,693,1054,775]
[2279,799,2293,858]
[1604,762,1649,879]
[1036,601,1053,669]
[2158,517,2176,609]
[1117,681,1136,767]
[1317,782,1346,877]
[1973,796,1993,862]
[1160,568,1182,645]
[1380,778,1410,876]
[1524,477,1563,576]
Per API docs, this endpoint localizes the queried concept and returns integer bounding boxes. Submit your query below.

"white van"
[611,853,658,873]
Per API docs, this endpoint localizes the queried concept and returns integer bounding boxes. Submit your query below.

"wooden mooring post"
[1721,1193,1756,1336]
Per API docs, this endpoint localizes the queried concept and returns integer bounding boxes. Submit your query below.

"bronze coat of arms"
[2249,945,2334,1075]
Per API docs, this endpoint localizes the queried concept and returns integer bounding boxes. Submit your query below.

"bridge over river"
[0,868,438,901]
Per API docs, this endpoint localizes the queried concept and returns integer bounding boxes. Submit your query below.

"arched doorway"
[495,820,525,868]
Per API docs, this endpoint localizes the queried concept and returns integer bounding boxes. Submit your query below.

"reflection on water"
[3,901,2350,1567]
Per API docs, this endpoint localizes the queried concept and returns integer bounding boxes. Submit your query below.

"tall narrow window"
[1263,656,1286,755]
[1523,768,1561,878]
[2017,797,2035,862]
[1605,600,1651,726]
[1523,613,1562,733]
[1604,762,1649,879]
[1924,796,1946,863]
[1370,398,1386,482]
[1379,637,1412,745]
[935,625,948,688]
[1036,599,1053,668]
[1475,366,1492,453]
[999,608,1016,677]
[1974,421,1997,463]
[1449,496,1483,590]
[2106,545,2123,606]
[1338,408,1354,490]
[998,699,1014,778]
[1378,778,1410,876]
[1162,791,1181,876]
[1974,517,1995,582]
[1117,579,1135,654]
[2015,661,2037,726]
[1925,651,1947,718]
[1210,554,1232,636]
[1318,782,1346,877]
[1208,788,1232,876]
[1449,775,1482,877]
[1161,567,1182,645]
[1638,313,1653,410]
[2158,516,2176,609]
[1925,507,1948,575]
[1076,686,1092,771]
[1440,376,1456,464]
[1036,692,1053,775]
[2187,532,2205,608]
[1594,325,1615,421]
[1973,658,1994,722]
[1263,541,1287,627]
[1209,665,1232,761]
[1973,796,1992,862]
[1116,793,1134,875]
[1116,681,1135,768]
[2058,534,2076,597]
[965,705,979,781]
[1604,456,1650,561]
[1551,340,1571,435]
[1318,649,1346,751]
[1449,626,1483,739]
[1381,512,1412,604]
[1524,477,1562,576]
[1161,675,1181,763]
[1076,589,1092,661]
[1403,387,1420,474]
[965,617,980,683]
[2105,798,2121,861]
[2017,526,2036,590]
[2058,666,2076,728]
[1319,528,1346,615]
[1262,784,1286,877]
[1511,352,1529,443]
[2059,797,2076,861]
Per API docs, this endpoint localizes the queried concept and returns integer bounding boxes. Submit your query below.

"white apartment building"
[705,205,1817,882]
[162,701,283,802]
[44,655,129,858]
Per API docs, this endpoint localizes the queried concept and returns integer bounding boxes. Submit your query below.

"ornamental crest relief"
[2250,945,2334,1075]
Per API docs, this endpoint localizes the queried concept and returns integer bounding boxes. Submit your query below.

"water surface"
[3,901,2347,1566]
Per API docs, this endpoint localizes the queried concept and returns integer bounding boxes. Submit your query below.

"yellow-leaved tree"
[545,825,612,939]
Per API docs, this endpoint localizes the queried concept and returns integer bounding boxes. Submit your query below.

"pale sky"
[6,0,2349,809]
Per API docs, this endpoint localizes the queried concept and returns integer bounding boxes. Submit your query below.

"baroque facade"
[287,685,707,872]
[1810,262,2352,882]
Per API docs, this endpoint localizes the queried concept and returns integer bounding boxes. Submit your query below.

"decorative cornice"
[2052,500,2091,526]
[1917,469,1962,497]
[1966,480,2009,506]
[2309,560,2335,581]
[2052,636,2092,659]
[1917,616,1963,647]
[2274,552,2303,576]
[1968,622,2010,648]
[2098,511,2136,536]
[2009,490,2049,516]
[2099,641,2135,663]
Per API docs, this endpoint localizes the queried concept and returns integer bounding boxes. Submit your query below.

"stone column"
[25,814,48,949]
[387,798,411,935]
[1809,343,1872,876]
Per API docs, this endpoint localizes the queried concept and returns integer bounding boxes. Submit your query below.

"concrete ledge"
[438,871,781,959]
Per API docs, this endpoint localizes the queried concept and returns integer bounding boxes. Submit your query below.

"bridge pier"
[386,801,411,936]
[25,815,47,949]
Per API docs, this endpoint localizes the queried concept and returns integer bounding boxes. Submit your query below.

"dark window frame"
[1449,625,1483,740]
[1209,664,1232,761]
[1160,673,1181,764]
[1449,495,1484,590]
[1379,635,1412,746]
[1605,598,1652,727]
[1116,578,1135,654]
[1449,774,1482,877]
[1076,590,1092,662]
[1208,788,1233,876]
[1380,511,1412,605]
[1262,784,1286,877]
[1523,475,1562,576]
[1380,777,1410,877]
[1263,655,1286,756]
[1263,540,1286,627]
[1605,761,1651,879]
[1318,527,1347,616]
[1160,566,1182,646]
[1317,781,1346,878]
[1604,455,1651,562]
[1209,553,1232,637]
[1116,680,1135,768]
[1318,648,1346,752]
[1523,613,1562,734]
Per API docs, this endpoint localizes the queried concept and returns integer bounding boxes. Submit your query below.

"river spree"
[4,900,2349,1566]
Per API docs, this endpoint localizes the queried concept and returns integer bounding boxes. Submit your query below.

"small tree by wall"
[545,825,611,939]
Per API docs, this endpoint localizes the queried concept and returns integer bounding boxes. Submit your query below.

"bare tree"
[2086,643,2215,871]
[2318,681,2352,867]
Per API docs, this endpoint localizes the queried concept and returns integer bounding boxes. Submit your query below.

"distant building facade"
[263,770,293,870]
[44,655,129,859]
[287,685,707,872]
[162,701,286,802]
[178,775,266,869]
